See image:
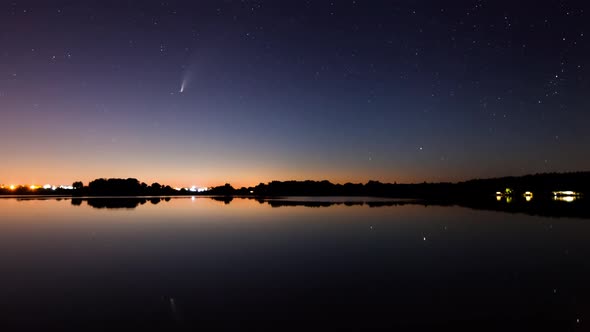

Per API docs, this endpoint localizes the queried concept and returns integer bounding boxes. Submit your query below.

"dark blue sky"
[1,0,589,187]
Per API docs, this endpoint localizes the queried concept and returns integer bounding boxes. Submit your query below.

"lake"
[0,197,588,331]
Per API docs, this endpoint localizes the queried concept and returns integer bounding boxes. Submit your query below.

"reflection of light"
[506,196,513,203]
[191,196,195,201]
[496,195,502,201]
[554,196,576,203]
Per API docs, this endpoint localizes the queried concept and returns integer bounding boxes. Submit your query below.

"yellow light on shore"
[9,185,15,190]
[553,191,579,196]
[524,191,533,202]
[30,185,37,190]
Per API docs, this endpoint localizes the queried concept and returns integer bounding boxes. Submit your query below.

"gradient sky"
[1,0,589,187]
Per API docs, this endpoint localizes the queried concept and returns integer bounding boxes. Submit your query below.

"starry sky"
[1,0,589,188]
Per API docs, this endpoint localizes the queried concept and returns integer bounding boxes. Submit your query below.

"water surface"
[0,197,588,331]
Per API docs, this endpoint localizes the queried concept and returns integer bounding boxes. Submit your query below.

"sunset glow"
[0,2,588,188]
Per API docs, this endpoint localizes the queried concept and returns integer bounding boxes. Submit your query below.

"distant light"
[496,192,502,196]
[174,187,182,191]
[524,191,533,202]
[496,195,502,201]
[30,185,37,190]
[553,191,578,196]
[189,186,197,192]
[9,185,15,190]
[197,187,208,192]
[250,190,254,194]
[43,184,52,189]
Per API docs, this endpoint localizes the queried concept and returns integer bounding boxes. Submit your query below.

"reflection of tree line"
[256,199,411,208]
[64,196,590,219]
[208,196,412,208]
[66,196,413,209]
[239,197,590,219]
[71,197,171,209]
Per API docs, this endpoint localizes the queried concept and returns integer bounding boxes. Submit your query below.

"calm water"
[0,197,589,331]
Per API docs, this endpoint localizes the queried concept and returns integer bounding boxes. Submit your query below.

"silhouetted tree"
[209,183,235,196]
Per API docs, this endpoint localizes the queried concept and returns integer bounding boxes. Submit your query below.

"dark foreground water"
[0,197,589,331]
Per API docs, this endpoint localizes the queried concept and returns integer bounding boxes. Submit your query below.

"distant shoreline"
[1,172,588,201]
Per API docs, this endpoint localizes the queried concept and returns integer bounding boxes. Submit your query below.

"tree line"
[1,172,589,199]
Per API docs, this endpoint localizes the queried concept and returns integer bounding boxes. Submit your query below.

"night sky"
[2,0,589,188]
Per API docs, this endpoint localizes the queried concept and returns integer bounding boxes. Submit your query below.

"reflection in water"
[261,199,410,208]
[86,198,147,209]
[60,195,590,218]
[1,197,590,330]
[210,196,233,205]
[554,196,576,203]
[71,197,171,209]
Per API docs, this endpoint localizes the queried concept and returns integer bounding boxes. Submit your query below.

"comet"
[180,79,186,93]
[179,68,192,93]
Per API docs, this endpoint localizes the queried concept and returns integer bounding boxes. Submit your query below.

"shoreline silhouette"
[1,172,588,200]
